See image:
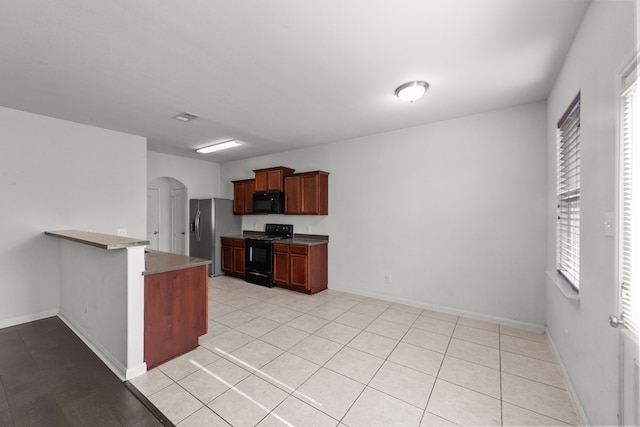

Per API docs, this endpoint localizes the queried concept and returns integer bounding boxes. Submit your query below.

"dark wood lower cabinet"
[233,245,245,275]
[274,242,327,294]
[222,237,245,277]
[289,252,308,291]
[273,243,290,285]
[223,237,327,294]
[222,243,233,272]
[144,264,208,369]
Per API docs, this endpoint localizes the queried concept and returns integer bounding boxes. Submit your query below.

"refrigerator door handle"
[195,210,202,241]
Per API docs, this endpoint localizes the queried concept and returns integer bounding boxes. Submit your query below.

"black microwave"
[253,192,284,214]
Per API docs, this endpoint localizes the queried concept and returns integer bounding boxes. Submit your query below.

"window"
[620,62,638,334]
[557,93,581,292]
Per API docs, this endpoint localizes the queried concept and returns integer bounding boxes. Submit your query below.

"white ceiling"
[0,0,591,163]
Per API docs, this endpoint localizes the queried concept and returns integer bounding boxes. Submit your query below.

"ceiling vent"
[172,112,200,122]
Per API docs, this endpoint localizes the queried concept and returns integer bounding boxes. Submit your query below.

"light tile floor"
[130,276,581,427]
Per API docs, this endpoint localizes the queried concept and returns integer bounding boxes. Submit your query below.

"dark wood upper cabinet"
[232,167,328,216]
[232,179,255,215]
[244,180,254,214]
[253,167,295,192]
[284,175,301,214]
[285,171,329,215]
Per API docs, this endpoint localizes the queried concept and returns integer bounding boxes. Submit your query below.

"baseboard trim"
[545,326,589,425]
[0,309,59,330]
[126,362,148,380]
[329,285,545,332]
[57,311,128,381]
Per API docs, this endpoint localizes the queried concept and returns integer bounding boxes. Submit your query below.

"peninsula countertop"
[144,250,210,275]
[45,230,149,250]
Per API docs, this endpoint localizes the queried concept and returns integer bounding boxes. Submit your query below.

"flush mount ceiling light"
[172,111,200,122]
[395,81,429,102]
[196,140,241,154]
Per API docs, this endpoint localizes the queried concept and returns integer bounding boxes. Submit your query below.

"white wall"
[545,1,636,424]
[221,101,548,328]
[0,106,147,328]
[147,151,222,254]
[57,242,146,380]
[147,150,221,199]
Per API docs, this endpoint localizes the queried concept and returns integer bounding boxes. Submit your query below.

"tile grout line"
[419,313,459,426]
[154,278,569,426]
[256,296,385,426]
[334,298,406,425]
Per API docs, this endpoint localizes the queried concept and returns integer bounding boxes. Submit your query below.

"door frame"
[146,188,160,250]
[614,51,639,427]
[170,187,187,255]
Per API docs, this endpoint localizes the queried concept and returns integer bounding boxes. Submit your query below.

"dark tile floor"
[0,316,165,427]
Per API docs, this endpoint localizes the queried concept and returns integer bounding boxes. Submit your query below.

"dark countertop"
[221,234,249,240]
[277,238,328,246]
[221,232,328,246]
[144,250,210,275]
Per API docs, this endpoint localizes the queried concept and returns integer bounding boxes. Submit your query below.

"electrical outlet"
[604,212,614,237]
[385,274,392,284]
[84,301,89,314]
[117,228,127,236]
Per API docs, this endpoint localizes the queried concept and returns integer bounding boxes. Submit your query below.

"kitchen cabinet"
[233,239,245,276]
[221,237,245,277]
[232,179,255,215]
[221,239,234,273]
[289,246,309,291]
[231,166,329,216]
[272,242,328,294]
[144,263,208,369]
[273,243,290,286]
[284,171,329,215]
[254,167,295,192]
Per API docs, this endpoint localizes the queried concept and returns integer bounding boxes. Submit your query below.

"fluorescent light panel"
[172,111,200,122]
[196,140,241,154]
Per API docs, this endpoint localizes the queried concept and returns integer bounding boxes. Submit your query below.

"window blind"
[620,67,638,334]
[557,94,581,291]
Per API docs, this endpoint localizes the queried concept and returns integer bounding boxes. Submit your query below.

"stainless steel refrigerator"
[189,198,241,277]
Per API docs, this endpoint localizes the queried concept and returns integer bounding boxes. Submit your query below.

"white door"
[614,58,639,427]
[171,187,187,255]
[147,188,160,250]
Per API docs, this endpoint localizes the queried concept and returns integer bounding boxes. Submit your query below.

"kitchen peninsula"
[45,230,209,379]
[143,250,209,368]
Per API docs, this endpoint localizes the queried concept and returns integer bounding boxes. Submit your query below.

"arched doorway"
[147,177,188,254]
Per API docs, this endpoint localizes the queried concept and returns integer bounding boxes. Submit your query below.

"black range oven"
[245,224,293,287]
